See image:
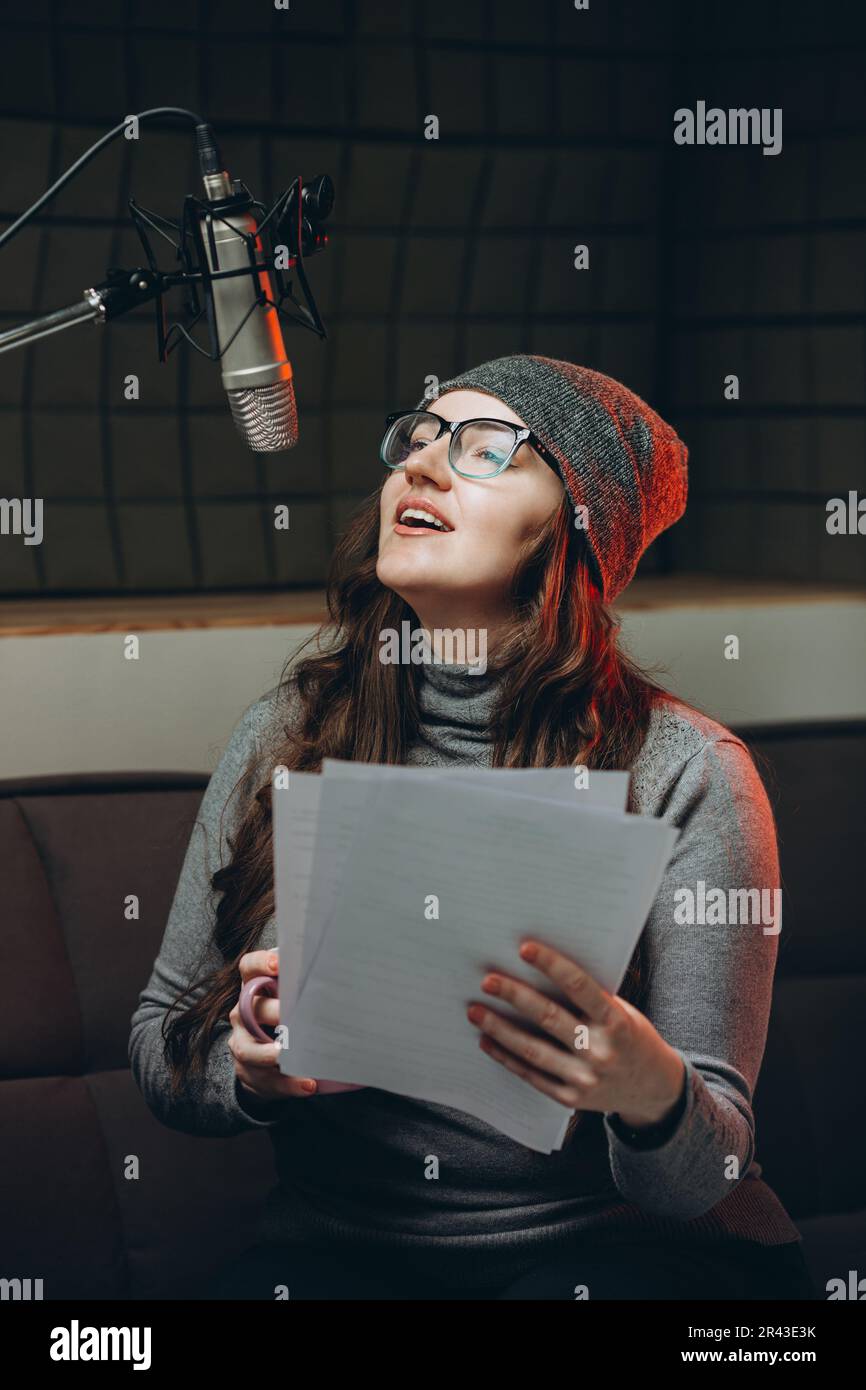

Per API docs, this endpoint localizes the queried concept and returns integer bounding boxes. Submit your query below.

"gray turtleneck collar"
[407,662,502,768]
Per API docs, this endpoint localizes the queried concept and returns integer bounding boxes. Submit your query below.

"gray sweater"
[128,662,802,1290]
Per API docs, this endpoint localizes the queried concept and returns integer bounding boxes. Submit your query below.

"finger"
[519,940,614,1024]
[235,1063,318,1099]
[254,996,280,1030]
[468,1002,593,1086]
[238,948,279,982]
[230,1027,318,1096]
[478,1033,584,1109]
[479,970,582,1051]
[229,1026,282,1070]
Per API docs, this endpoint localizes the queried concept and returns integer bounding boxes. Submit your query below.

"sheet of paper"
[322,756,630,810]
[279,774,679,1152]
[273,759,629,1013]
[272,772,322,1018]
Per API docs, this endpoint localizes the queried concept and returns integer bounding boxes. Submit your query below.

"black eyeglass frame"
[380,409,564,481]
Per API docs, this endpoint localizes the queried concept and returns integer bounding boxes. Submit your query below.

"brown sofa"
[1,722,864,1299]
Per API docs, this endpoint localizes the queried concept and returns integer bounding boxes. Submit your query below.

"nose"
[404,434,453,491]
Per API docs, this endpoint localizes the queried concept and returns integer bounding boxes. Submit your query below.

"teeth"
[400,507,452,532]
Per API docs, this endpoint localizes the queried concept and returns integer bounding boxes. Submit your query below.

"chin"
[376,556,413,600]
[377,551,429,589]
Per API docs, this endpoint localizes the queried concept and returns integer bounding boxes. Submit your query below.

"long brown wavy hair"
[162,483,679,1145]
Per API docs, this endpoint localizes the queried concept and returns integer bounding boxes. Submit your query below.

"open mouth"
[395,503,454,533]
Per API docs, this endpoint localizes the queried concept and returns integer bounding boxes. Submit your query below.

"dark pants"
[208,1237,816,1301]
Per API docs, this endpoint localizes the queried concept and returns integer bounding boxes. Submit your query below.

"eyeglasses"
[380,410,563,480]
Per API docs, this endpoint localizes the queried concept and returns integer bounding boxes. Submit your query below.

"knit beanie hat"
[414,354,688,602]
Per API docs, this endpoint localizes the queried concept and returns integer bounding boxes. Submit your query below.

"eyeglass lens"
[383,413,516,477]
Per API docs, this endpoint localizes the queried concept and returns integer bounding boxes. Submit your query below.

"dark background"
[1,0,864,596]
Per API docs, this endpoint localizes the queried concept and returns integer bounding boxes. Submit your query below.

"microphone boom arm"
[0,294,104,355]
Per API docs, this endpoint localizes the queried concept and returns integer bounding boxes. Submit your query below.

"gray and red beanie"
[415,353,688,603]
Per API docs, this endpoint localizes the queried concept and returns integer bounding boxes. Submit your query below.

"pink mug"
[238,974,365,1096]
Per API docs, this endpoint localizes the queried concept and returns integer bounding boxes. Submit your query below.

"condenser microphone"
[195,124,298,452]
[0,108,331,448]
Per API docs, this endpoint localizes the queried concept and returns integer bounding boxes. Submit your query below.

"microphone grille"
[227,380,299,453]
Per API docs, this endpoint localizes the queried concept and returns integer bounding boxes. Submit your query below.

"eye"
[395,434,433,459]
[469,446,512,466]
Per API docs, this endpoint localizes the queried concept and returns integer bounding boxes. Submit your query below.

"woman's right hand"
[228,948,319,1104]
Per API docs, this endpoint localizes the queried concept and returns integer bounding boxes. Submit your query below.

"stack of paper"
[272,759,680,1153]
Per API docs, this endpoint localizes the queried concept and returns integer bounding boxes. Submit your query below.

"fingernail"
[301,1079,317,1093]
[467,1005,484,1024]
[520,942,538,962]
[268,955,278,973]
[482,975,501,994]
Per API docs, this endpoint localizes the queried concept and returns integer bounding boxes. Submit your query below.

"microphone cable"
[0,106,209,251]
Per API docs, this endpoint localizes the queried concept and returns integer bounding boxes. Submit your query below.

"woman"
[129,353,814,1301]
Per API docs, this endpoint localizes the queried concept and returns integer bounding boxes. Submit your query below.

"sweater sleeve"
[128,698,282,1136]
[603,735,781,1219]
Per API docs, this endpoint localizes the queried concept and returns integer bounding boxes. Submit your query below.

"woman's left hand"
[467,939,686,1129]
